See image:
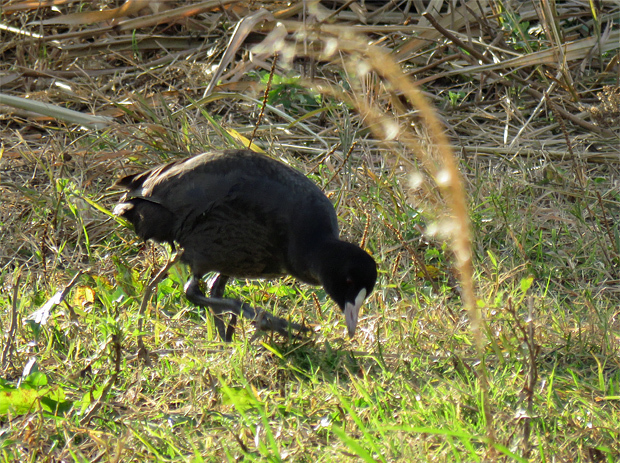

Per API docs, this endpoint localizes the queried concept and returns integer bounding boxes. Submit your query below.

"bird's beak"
[344,288,367,338]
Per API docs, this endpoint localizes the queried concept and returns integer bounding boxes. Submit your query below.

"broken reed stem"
[1,269,21,369]
[506,296,539,458]
[326,141,356,186]
[136,249,184,365]
[360,210,370,250]
[250,53,278,150]
[80,332,123,425]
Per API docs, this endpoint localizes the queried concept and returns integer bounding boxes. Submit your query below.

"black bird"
[114,149,377,340]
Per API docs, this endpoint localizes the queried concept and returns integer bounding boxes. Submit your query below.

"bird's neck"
[289,236,342,286]
[310,238,349,284]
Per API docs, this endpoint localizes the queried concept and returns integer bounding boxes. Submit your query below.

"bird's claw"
[240,302,311,337]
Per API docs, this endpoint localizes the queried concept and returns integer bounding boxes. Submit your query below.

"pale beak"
[344,288,367,338]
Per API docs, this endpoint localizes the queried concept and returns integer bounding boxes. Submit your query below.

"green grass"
[3,148,619,460]
[2,1,620,461]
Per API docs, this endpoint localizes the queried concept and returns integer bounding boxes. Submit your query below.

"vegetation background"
[1,0,619,461]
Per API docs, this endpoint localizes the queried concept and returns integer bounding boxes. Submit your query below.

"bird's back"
[116,150,339,282]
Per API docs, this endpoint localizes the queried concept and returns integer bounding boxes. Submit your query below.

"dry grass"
[1,0,620,461]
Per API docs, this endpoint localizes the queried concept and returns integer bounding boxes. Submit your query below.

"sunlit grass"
[2,1,620,462]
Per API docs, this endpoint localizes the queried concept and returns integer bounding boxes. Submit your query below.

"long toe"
[252,309,311,337]
[186,277,310,339]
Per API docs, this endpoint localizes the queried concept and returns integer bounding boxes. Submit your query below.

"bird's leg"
[186,275,243,341]
[209,274,228,340]
[184,276,311,338]
[210,275,237,341]
[185,276,227,340]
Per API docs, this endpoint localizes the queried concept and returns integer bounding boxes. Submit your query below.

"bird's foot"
[185,277,310,340]
[240,302,311,337]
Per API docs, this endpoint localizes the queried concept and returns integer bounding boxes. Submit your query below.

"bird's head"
[320,242,377,337]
